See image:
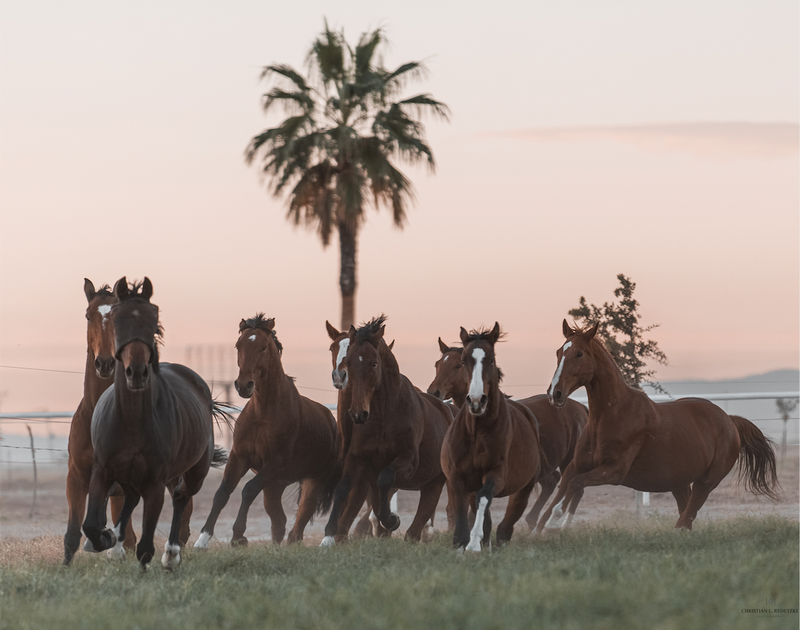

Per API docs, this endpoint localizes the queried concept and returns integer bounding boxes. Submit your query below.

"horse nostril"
[554,390,562,401]
[125,367,133,378]
[480,395,487,406]
[142,366,149,379]
[358,411,369,423]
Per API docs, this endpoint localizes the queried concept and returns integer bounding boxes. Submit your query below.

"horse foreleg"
[262,482,288,544]
[447,478,471,550]
[405,476,446,542]
[467,477,497,552]
[82,467,116,554]
[134,484,165,568]
[230,467,281,547]
[194,452,248,549]
[162,479,196,571]
[107,484,140,561]
[64,464,89,565]
[109,486,138,551]
[497,481,537,545]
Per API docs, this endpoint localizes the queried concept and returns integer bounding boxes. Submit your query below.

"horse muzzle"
[426,386,443,400]
[467,394,487,416]
[95,356,115,379]
[235,379,254,399]
[348,409,370,424]
[331,369,348,390]
[549,390,567,408]
[124,364,149,391]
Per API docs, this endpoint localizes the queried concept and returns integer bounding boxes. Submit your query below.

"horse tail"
[315,420,341,517]
[730,414,780,500]
[211,400,237,434]
[211,446,228,468]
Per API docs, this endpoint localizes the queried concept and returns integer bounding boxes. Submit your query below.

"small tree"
[775,398,798,458]
[569,274,668,392]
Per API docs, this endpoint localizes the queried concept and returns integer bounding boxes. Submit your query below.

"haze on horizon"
[1,1,798,429]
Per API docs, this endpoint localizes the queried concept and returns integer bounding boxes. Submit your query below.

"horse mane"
[95,284,114,299]
[240,313,283,355]
[461,326,507,344]
[354,314,388,343]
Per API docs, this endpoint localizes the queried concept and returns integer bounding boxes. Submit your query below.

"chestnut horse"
[321,316,451,545]
[195,315,339,547]
[427,337,588,532]
[82,277,226,569]
[441,324,542,551]
[63,279,137,564]
[542,320,779,531]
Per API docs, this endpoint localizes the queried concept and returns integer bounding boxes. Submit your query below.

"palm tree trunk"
[339,222,357,330]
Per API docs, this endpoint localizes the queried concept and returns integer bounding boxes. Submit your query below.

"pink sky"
[1,1,798,432]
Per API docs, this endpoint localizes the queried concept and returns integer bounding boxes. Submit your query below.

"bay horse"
[194,315,339,547]
[542,320,779,531]
[63,279,137,565]
[441,324,542,551]
[326,321,393,538]
[82,277,226,569]
[320,316,451,545]
[427,337,588,532]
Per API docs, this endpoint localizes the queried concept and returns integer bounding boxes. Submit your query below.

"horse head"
[235,314,282,399]
[548,319,599,407]
[110,276,161,391]
[84,278,118,378]
[460,323,502,416]
[427,337,466,402]
[345,315,389,424]
[326,320,349,390]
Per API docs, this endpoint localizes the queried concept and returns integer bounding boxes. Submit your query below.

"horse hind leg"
[405,477,446,542]
[524,471,559,532]
[109,487,138,551]
[287,480,322,544]
[107,485,140,561]
[497,482,537,545]
[672,486,691,516]
[64,465,89,565]
[675,479,720,531]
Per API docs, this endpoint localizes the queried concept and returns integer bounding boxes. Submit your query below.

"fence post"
[26,425,37,518]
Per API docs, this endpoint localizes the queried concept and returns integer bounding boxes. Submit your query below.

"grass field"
[1,515,797,630]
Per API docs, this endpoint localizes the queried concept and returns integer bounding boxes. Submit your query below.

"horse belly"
[624,443,712,492]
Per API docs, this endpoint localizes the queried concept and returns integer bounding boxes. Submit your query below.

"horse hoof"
[320,536,335,547]
[107,536,126,561]
[421,525,437,543]
[193,532,211,549]
[83,538,99,553]
[384,513,401,532]
[231,536,248,548]
[161,542,181,571]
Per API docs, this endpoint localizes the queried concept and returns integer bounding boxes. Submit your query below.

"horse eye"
[576,351,584,358]
[261,346,268,352]
[370,361,378,368]
[455,363,462,369]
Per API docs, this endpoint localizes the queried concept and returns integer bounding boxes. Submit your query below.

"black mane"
[354,314,388,343]
[461,326,506,344]
[240,313,283,355]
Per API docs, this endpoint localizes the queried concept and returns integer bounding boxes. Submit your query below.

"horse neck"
[370,345,404,411]
[83,349,109,407]
[111,365,156,438]
[584,338,634,412]
[252,350,296,410]
[450,376,468,408]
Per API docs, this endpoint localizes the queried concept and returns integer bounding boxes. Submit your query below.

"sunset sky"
[1,1,798,431]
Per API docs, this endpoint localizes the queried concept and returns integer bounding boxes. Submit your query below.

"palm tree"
[246,23,449,329]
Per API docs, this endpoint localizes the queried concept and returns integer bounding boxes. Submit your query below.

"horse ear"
[459,327,470,345]
[113,277,129,300]
[140,277,153,301]
[348,325,357,340]
[326,320,340,340]
[489,322,501,344]
[388,339,395,351]
[586,322,600,341]
[375,325,385,341]
[264,318,275,331]
[84,278,96,303]
[562,319,573,339]
[438,337,450,354]
[239,319,248,333]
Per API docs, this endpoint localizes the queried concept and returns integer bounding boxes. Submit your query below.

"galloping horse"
[63,279,137,564]
[428,337,588,533]
[321,316,451,544]
[82,277,226,569]
[441,324,542,551]
[195,315,339,547]
[542,320,779,531]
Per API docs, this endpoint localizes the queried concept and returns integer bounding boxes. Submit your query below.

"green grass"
[1,516,797,630]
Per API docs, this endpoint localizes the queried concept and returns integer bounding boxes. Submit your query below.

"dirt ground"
[1,447,797,560]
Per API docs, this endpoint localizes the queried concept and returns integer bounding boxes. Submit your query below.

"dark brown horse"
[63,279,137,565]
[320,316,451,545]
[427,337,588,532]
[194,315,339,547]
[82,277,226,569]
[542,320,779,531]
[441,324,542,551]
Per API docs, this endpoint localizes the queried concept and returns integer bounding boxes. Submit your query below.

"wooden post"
[26,425,37,518]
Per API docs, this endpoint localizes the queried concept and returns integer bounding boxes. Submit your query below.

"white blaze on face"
[549,341,573,398]
[248,334,257,342]
[467,348,486,402]
[97,304,112,330]
[335,338,349,371]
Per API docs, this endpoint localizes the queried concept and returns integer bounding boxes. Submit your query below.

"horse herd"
[63,277,780,570]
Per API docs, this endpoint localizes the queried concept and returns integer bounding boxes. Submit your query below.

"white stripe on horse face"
[548,341,573,397]
[335,338,350,371]
[97,304,112,330]
[467,348,486,401]
[248,334,257,342]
